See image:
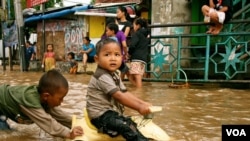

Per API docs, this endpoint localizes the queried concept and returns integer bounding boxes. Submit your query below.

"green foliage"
[90,0,96,5]
[45,0,56,9]
[10,0,63,11]
[32,0,63,10]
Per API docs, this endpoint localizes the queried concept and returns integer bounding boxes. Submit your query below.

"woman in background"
[80,37,96,72]
[128,17,149,88]
[116,6,132,44]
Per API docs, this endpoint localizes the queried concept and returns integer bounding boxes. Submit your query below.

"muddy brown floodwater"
[1,68,250,141]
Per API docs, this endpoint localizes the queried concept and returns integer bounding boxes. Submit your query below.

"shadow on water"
[1,68,250,141]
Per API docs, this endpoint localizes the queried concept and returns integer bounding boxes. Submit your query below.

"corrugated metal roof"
[75,3,136,17]
[24,5,91,23]
[24,2,138,23]
[93,2,139,8]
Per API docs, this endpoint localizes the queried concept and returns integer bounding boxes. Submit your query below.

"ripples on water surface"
[1,70,250,141]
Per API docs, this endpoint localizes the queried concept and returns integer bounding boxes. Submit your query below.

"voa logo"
[226,129,246,136]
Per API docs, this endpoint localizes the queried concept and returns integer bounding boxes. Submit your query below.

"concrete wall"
[151,0,192,68]
[36,16,88,61]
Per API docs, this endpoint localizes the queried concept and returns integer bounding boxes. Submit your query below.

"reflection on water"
[1,69,250,141]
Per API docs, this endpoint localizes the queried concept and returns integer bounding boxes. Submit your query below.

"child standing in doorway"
[41,44,56,72]
[86,38,151,141]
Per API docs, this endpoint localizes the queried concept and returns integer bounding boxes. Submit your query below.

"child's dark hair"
[84,37,91,42]
[68,52,75,59]
[134,17,148,28]
[26,41,31,45]
[37,69,68,95]
[106,17,116,25]
[95,38,120,55]
[107,23,119,34]
[46,44,54,51]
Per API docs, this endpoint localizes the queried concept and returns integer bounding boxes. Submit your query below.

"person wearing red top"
[41,44,56,71]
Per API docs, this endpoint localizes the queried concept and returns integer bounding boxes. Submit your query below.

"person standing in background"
[128,17,149,88]
[116,6,132,45]
[116,6,133,80]
[105,23,119,42]
[41,44,56,72]
[24,41,35,71]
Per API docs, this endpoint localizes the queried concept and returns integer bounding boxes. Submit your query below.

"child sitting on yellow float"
[86,38,151,141]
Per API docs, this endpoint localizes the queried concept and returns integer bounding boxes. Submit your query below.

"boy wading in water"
[0,70,83,139]
[86,38,151,141]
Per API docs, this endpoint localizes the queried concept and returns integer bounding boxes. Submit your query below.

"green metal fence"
[145,19,250,83]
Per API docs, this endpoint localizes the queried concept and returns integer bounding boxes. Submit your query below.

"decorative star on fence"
[219,46,242,71]
[150,47,168,70]
[210,36,249,79]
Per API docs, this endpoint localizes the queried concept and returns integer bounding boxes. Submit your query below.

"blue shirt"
[82,43,96,57]
[25,46,35,60]
[109,36,118,42]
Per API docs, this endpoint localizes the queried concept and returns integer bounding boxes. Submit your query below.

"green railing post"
[177,36,182,80]
[205,35,210,81]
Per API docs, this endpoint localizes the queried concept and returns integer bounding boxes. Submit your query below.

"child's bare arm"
[121,40,128,60]
[20,105,72,138]
[112,91,151,115]
[209,0,215,8]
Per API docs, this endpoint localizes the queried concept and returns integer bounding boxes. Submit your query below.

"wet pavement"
[1,67,250,141]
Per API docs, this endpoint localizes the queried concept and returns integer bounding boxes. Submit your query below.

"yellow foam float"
[67,106,170,141]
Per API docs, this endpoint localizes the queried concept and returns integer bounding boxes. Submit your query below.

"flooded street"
[1,68,250,141]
